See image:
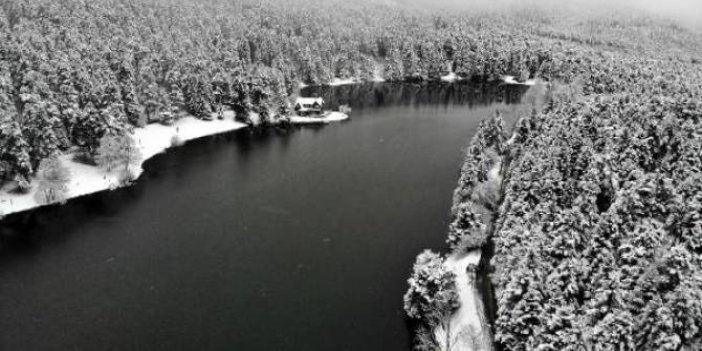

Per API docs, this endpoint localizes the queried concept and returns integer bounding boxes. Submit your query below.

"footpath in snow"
[434,157,504,351]
[435,250,494,351]
[0,110,349,217]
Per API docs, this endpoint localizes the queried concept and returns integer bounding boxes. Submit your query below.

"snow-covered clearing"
[289,112,349,124]
[441,72,462,82]
[304,76,384,88]
[503,75,538,86]
[435,250,493,351]
[328,77,360,86]
[0,112,246,217]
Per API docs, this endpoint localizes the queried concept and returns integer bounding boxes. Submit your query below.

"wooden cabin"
[294,97,324,116]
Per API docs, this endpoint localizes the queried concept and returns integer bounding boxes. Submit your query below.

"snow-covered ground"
[0,112,246,217]
[434,157,503,350]
[435,250,493,351]
[300,76,384,89]
[503,75,538,86]
[441,72,462,82]
[328,77,360,86]
[302,74,538,87]
[0,109,353,217]
[289,112,349,124]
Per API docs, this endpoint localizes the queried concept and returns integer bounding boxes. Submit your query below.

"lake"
[0,82,526,350]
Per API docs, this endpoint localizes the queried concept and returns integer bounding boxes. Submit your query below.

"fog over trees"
[394,0,702,29]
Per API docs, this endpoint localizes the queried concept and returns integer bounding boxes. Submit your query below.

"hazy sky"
[633,0,702,27]
[394,0,702,29]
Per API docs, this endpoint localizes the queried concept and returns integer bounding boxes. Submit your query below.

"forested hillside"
[488,69,702,349]
[0,0,601,184]
[438,9,702,351]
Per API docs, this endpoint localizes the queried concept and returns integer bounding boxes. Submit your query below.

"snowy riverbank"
[300,75,534,87]
[502,75,538,86]
[440,72,461,82]
[0,112,246,217]
[299,76,385,88]
[441,73,538,86]
[289,111,349,124]
[0,110,349,217]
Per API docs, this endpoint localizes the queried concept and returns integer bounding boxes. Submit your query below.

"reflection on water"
[302,81,528,110]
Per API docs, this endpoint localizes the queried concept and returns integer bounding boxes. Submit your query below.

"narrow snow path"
[435,250,492,351]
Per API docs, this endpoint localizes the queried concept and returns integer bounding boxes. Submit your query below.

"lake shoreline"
[0,111,348,219]
[427,114,515,351]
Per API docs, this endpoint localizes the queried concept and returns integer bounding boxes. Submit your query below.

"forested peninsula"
[397,3,701,351]
[1,0,702,350]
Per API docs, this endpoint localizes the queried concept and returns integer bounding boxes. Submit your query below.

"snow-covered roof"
[295,97,324,105]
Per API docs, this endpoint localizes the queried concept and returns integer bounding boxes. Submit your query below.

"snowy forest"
[1,0,578,184]
[400,3,702,350]
[1,0,702,350]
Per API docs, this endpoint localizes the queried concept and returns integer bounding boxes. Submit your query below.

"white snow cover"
[0,112,246,216]
[435,250,493,351]
[503,75,538,86]
[300,76,384,88]
[328,77,360,86]
[440,72,462,82]
[289,112,349,124]
[0,109,351,217]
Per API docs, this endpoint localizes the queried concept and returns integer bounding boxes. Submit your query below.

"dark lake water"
[0,82,526,350]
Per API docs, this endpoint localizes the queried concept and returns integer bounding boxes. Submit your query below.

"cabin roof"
[295,97,324,105]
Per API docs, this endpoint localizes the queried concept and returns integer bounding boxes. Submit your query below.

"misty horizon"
[392,0,702,29]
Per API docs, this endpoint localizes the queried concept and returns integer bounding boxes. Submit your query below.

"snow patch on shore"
[0,112,246,217]
[503,75,537,86]
[372,75,386,83]
[328,77,360,86]
[441,72,462,82]
[300,76,384,88]
[289,112,349,124]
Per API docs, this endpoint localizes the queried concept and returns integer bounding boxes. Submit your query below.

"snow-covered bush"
[170,133,184,147]
[14,177,32,194]
[95,134,142,175]
[447,203,488,251]
[34,155,71,205]
[403,250,459,325]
